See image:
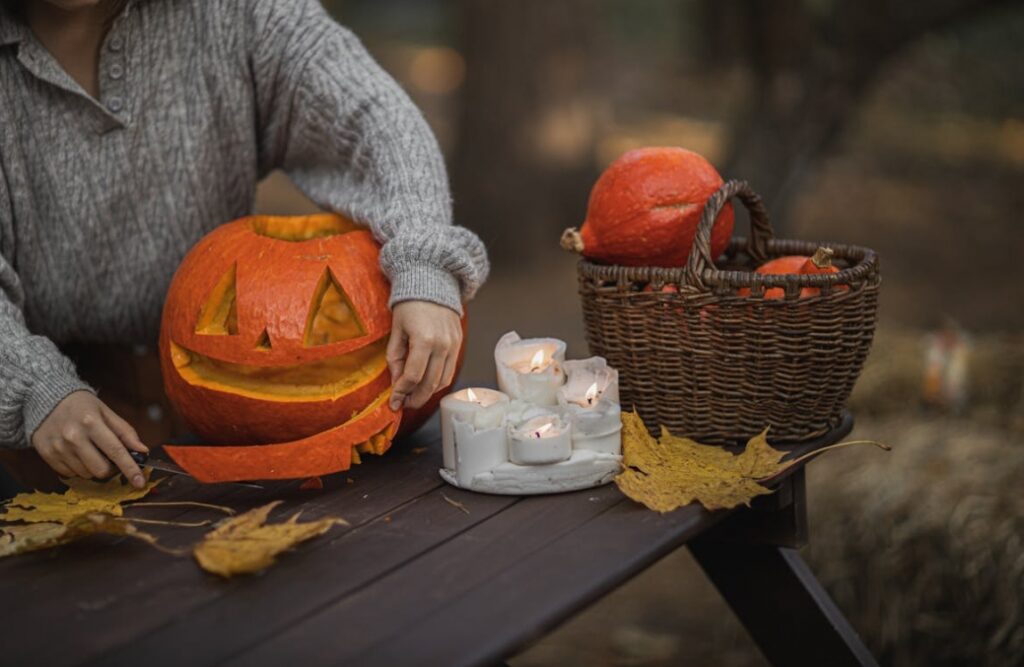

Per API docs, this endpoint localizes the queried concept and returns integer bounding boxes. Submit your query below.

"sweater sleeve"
[248,0,489,315]
[0,173,92,449]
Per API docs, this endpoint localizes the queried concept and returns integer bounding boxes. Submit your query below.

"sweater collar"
[0,1,140,47]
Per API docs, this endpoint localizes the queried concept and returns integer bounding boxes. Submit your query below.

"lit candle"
[507,414,572,465]
[557,357,622,456]
[439,388,510,470]
[495,331,567,406]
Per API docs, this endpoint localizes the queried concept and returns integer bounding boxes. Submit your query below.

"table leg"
[688,472,878,667]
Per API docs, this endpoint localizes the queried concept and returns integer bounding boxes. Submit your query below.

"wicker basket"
[575,180,880,444]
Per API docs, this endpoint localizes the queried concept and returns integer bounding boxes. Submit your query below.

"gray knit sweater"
[0,0,489,449]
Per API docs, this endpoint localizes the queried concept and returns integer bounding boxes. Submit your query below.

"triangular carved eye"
[304,269,364,346]
[255,329,272,350]
[196,264,238,335]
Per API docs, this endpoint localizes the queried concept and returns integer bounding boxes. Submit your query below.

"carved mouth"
[169,338,388,401]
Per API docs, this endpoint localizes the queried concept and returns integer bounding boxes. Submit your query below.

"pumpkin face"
[564,147,735,267]
[158,214,407,482]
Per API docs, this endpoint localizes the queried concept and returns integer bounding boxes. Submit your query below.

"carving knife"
[128,451,265,490]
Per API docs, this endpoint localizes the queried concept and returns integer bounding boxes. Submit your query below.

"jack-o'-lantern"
[158,213,460,483]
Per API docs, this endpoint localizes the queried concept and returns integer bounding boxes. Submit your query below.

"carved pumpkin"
[158,213,457,482]
[561,147,734,267]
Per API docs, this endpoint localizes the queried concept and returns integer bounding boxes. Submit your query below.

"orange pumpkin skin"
[575,147,734,267]
[159,214,394,445]
[159,213,427,482]
[739,248,842,299]
[163,391,401,483]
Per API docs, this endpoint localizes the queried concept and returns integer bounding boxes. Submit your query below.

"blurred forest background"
[255,1,1024,665]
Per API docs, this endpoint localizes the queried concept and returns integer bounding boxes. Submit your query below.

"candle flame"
[533,422,554,438]
[530,349,546,372]
[466,388,479,403]
[584,382,599,406]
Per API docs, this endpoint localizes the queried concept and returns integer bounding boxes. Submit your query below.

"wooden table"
[0,412,877,667]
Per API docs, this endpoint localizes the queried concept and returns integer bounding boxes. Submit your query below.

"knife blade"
[129,451,265,490]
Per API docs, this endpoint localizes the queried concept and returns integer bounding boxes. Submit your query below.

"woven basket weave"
[575,180,880,444]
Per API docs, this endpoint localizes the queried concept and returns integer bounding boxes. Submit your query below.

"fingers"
[408,350,446,409]
[52,439,93,479]
[90,413,146,488]
[440,344,459,391]
[29,391,147,485]
[101,405,148,453]
[386,325,409,387]
[61,420,114,479]
[36,445,75,479]
[391,336,431,410]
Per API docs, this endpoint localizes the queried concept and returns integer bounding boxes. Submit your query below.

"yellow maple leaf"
[615,411,787,513]
[616,412,890,513]
[0,512,161,558]
[193,501,347,578]
[1,471,160,524]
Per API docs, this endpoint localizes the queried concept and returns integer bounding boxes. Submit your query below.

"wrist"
[23,380,94,450]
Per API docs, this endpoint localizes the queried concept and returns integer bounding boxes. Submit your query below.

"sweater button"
[108,35,124,51]
[108,63,124,80]
[106,96,124,113]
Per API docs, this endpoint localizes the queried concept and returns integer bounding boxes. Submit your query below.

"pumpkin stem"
[560,227,584,254]
[809,246,835,269]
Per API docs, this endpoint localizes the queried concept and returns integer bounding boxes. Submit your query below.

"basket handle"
[683,180,775,287]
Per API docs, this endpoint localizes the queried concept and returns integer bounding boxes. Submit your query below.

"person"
[0,0,488,490]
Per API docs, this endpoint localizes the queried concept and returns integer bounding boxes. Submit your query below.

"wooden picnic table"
[1,410,877,667]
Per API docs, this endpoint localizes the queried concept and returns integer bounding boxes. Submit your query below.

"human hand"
[31,391,149,488]
[387,301,463,410]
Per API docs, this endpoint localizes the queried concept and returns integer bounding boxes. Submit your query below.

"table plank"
[220,482,625,667]
[0,472,277,600]
[3,412,854,667]
[89,488,519,667]
[233,413,854,667]
[0,424,443,667]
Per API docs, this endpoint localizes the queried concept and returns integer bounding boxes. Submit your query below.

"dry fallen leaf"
[616,412,889,513]
[615,412,784,512]
[0,512,164,558]
[193,501,347,577]
[1,472,161,524]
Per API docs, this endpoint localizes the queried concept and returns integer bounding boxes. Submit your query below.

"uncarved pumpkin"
[738,247,843,299]
[561,147,734,267]
[159,213,460,482]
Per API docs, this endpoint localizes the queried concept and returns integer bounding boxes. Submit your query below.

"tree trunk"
[452,0,601,267]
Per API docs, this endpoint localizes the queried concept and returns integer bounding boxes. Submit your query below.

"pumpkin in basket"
[158,213,459,482]
[739,247,844,299]
[561,147,734,267]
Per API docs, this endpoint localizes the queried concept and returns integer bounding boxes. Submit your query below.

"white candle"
[495,331,567,406]
[439,388,510,470]
[557,357,622,456]
[452,417,508,487]
[508,414,572,465]
[558,357,620,405]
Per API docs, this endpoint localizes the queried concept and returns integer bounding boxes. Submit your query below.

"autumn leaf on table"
[193,501,347,578]
[0,512,164,558]
[1,472,161,524]
[615,411,888,513]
